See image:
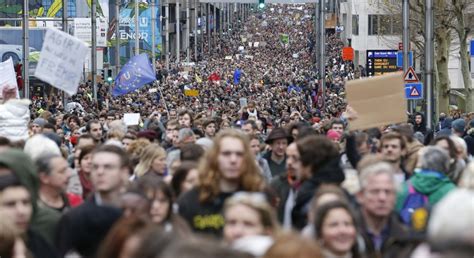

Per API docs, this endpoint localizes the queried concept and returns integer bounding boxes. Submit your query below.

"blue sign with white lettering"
[471,40,474,56]
[397,51,413,67]
[405,83,423,100]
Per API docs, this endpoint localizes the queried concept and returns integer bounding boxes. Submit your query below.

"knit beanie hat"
[452,119,466,133]
[32,117,46,127]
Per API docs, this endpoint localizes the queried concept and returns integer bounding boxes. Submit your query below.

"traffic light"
[107,69,113,83]
[258,0,265,9]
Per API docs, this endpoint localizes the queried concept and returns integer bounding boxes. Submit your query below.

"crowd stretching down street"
[0,4,474,258]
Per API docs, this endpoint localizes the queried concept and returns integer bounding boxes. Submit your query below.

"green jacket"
[0,149,59,246]
[396,170,456,211]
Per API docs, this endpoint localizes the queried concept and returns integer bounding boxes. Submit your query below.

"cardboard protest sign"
[184,89,199,97]
[345,72,406,130]
[123,113,140,126]
[239,97,247,108]
[0,58,19,99]
[35,28,88,95]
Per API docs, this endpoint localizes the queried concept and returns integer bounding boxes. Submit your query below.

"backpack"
[399,181,429,230]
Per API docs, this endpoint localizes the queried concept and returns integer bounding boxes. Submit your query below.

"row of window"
[351,14,402,36]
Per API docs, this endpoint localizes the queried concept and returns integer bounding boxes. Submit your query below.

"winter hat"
[32,117,46,127]
[469,119,474,129]
[326,129,341,141]
[452,119,466,133]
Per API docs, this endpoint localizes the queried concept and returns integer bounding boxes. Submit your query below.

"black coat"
[56,195,123,258]
[291,158,345,229]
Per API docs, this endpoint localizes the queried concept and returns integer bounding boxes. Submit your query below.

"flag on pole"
[195,74,203,83]
[279,33,289,45]
[112,54,156,97]
[233,69,242,84]
[208,72,221,82]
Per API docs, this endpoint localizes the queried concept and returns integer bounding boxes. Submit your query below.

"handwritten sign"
[34,28,88,95]
[0,58,19,98]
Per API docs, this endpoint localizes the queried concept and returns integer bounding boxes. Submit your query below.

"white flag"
[35,28,88,95]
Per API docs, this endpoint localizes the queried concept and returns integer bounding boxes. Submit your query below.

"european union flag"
[112,54,156,97]
[233,69,242,84]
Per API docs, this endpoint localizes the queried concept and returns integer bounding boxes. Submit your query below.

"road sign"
[336,26,344,32]
[396,51,413,68]
[342,47,354,61]
[403,67,419,82]
[405,83,423,100]
[366,50,399,76]
[470,40,474,56]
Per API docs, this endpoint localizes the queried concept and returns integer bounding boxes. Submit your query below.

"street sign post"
[397,51,413,68]
[405,83,423,100]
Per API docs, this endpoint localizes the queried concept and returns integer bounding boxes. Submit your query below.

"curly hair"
[198,129,264,203]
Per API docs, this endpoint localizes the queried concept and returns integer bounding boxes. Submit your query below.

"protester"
[177,129,264,235]
[223,192,279,244]
[314,201,362,258]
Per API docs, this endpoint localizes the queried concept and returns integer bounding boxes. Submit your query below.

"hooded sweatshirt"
[395,169,456,211]
[0,149,59,257]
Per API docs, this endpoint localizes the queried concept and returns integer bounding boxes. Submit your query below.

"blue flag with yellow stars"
[112,54,156,97]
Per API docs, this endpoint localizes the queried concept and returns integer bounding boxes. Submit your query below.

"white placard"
[34,28,88,96]
[0,58,19,99]
[225,56,233,60]
[244,55,253,59]
[123,113,140,126]
[238,46,245,51]
[148,88,158,93]
[254,42,260,47]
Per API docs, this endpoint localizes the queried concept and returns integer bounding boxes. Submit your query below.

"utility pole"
[176,0,180,63]
[207,3,211,55]
[319,0,325,109]
[134,0,139,55]
[22,0,29,99]
[213,3,217,48]
[194,0,198,61]
[151,0,157,71]
[165,0,169,69]
[403,0,410,113]
[425,0,434,128]
[92,0,97,102]
[115,0,120,72]
[186,0,190,62]
[62,0,68,106]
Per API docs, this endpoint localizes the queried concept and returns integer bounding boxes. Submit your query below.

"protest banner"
[0,58,19,98]
[184,89,199,97]
[345,72,406,130]
[34,28,88,96]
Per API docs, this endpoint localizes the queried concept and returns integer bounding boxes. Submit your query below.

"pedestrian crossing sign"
[405,83,423,100]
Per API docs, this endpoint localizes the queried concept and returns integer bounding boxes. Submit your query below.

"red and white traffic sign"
[403,67,419,82]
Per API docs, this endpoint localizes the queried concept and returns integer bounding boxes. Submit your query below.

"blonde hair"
[198,129,264,203]
[224,192,280,236]
[134,143,166,177]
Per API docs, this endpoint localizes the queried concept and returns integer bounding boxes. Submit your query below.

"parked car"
[0,40,36,63]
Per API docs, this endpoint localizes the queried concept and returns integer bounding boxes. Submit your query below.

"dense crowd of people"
[0,3,474,258]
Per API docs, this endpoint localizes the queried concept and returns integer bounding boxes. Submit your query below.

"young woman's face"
[321,208,356,256]
[150,191,170,225]
[80,153,93,174]
[224,204,266,243]
[151,155,167,175]
[181,169,198,194]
